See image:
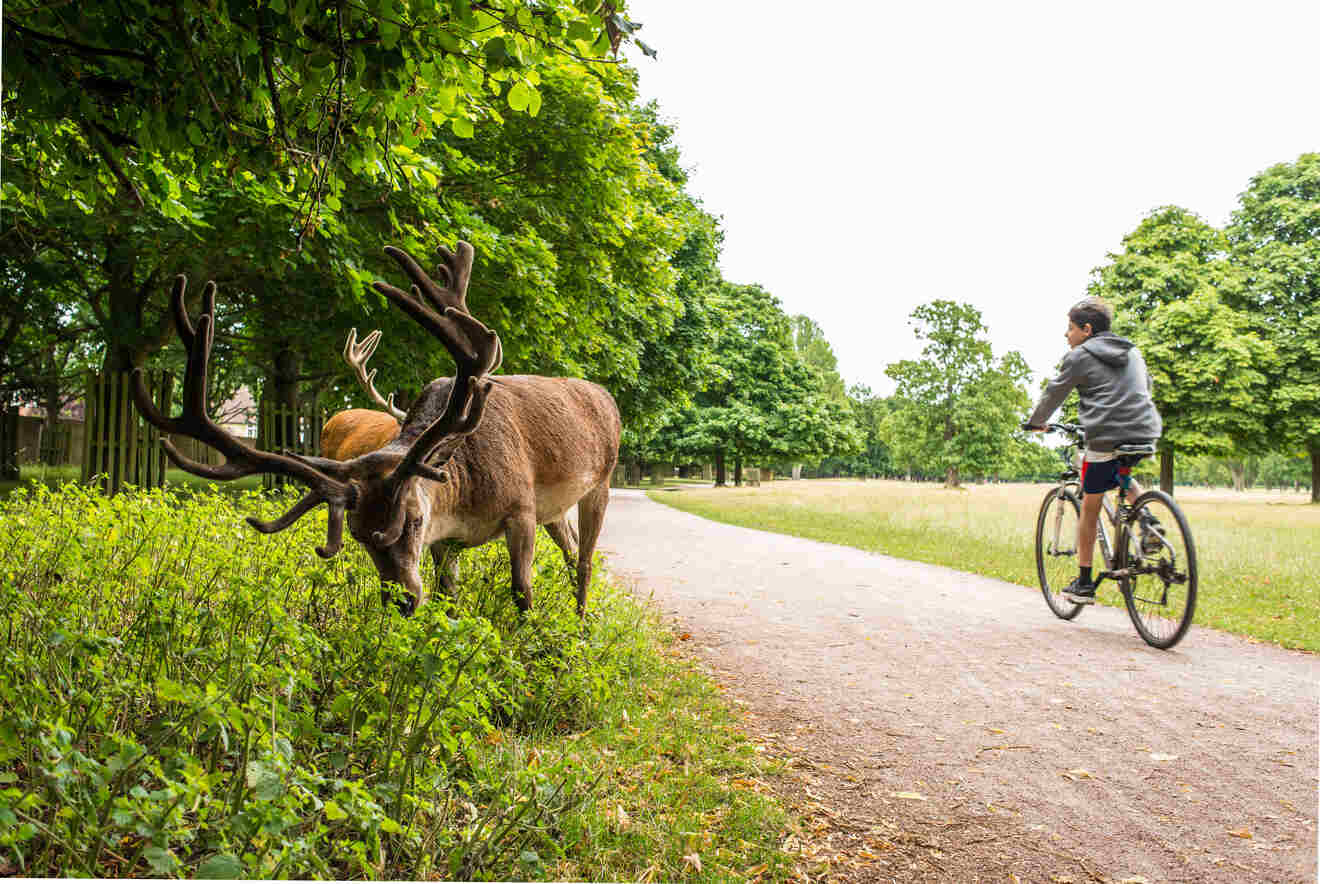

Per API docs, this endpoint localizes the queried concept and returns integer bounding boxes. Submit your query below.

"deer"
[319,327,405,460]
[130,241,621,617]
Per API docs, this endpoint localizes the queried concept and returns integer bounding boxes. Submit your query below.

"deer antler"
[366,243,503,546]
[131,276,360,558]
[343,328,407,421]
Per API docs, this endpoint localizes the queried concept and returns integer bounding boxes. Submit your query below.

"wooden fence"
[81,370,172,494]
[258,402,326,490]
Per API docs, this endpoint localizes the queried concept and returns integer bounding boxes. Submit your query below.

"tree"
[1089,207,1276,493]
[1226,154,1320,503]
[882,301,1030,488]
[653,283,860,485]
[791,315,847,402]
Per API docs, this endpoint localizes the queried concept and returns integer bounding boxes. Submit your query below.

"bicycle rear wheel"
[1035,487,1083,620]
[1118,490,1197,649]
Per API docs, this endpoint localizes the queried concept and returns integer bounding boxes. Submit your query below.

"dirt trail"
[597,489,1318,882]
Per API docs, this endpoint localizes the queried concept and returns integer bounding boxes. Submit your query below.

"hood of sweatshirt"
[1080,331,1134,367]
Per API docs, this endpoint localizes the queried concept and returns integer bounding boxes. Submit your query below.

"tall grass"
[0,484,794,879]
[650,480,1318,652]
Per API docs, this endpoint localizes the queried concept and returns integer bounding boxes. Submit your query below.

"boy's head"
[1066,297,1113,348]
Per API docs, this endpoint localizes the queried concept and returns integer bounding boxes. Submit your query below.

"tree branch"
[3,16,156,66]
[79,121,144,208]
[258,7,293,149]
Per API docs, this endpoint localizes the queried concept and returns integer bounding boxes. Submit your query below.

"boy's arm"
[1026,351,1080,428]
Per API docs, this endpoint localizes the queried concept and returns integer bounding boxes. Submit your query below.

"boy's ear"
[1081,323,1093,337]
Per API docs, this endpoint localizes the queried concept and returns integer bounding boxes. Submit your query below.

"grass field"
[648,479,1318,652]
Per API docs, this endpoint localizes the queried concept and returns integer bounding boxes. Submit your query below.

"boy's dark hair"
[1068,297,1113,334]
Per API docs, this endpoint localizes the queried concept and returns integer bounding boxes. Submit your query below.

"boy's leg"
[1077,491,1104,569]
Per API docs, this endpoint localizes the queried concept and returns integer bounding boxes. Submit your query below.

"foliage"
[3,1,714,439]
[3,0,641,236]
[1088,206,1277,464]
[1226,153,1320,499]
[791,315,846,403]
[649,283,861,481]
[882,301,1031,487]
[0,483,795,879]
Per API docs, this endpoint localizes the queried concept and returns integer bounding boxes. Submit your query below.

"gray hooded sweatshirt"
[1028,332,1162,450]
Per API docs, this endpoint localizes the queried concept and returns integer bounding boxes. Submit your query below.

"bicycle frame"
[1047,435,1140,592]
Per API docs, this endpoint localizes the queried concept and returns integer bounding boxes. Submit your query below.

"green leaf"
[197,853,243,879]
[323,800,347,821]
[507,81,531,112]
[451,117,474,139]
[144,846,178,876]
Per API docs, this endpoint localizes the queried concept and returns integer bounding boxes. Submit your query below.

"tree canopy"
[882,301,1031,488]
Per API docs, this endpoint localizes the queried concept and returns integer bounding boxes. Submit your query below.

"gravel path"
[597,489,1318,882]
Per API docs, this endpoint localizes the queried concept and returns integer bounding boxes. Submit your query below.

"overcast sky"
[622,1,1320,396]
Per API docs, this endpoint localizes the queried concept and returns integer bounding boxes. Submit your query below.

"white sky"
[623,1,1320,395]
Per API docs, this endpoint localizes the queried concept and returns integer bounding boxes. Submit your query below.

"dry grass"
[649,479,1318,652]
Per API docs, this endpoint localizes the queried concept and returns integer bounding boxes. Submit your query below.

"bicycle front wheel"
[1118,490,1197,649]
[1036,486,1083,620]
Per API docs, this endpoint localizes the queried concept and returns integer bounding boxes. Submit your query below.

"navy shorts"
[1081,459,1121,495]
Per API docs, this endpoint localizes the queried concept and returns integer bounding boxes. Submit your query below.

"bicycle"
[1032,422,1197,649]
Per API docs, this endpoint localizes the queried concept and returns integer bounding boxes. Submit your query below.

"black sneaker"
[1138,512,1166,555]
[1064,578,1096,605]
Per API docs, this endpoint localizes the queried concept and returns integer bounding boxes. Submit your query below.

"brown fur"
[320,408,400,460]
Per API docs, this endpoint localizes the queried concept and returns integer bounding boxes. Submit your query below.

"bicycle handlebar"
[1021,420,1084,438]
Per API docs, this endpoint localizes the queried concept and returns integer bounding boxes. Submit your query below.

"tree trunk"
[41,379,61,465]
[733,452,743,487]
[944,465,960,488]
[1311,441,1319,505]
[1228,460,1245,493]
[1160,448,1174,495]
[714,450,726,487]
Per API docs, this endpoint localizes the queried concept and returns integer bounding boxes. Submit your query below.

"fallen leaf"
[1119,877,1151,884]
[890,791,927,800]
[678,632,691,641]
[1067,768,1094,779]
[682,852,702,873]
[1228,828,1252,839]
[1150,753,1179,762]
[743,862,768,877]
[615,804,630,829]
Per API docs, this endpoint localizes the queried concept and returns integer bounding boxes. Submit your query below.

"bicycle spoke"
[1120,491,1197,649]
[1037,488,1083,621]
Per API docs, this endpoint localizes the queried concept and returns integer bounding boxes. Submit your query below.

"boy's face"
[1066,320,1092,349]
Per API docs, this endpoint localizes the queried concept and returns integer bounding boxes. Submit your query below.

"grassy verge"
[0,483,798,879]
[648,479,1318,652]
[1,465,263,499]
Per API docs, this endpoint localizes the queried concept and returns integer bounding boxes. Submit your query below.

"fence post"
[0,405,18,481]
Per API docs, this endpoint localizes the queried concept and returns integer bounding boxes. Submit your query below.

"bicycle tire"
[1118,490,1197,649]
[1035,486,1083,621]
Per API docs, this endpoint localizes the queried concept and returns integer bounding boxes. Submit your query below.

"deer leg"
[543,516,578,571]
[429,542,462,599]
[504,512,536,612]
[573,480,611,617]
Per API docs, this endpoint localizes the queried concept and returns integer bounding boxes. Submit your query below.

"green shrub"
[0,483,652,879]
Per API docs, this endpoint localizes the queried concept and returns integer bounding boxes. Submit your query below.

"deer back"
[402,374,620,527]
[320,409,401,461]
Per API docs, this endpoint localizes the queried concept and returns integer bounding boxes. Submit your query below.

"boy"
[1025,297,1162,604]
